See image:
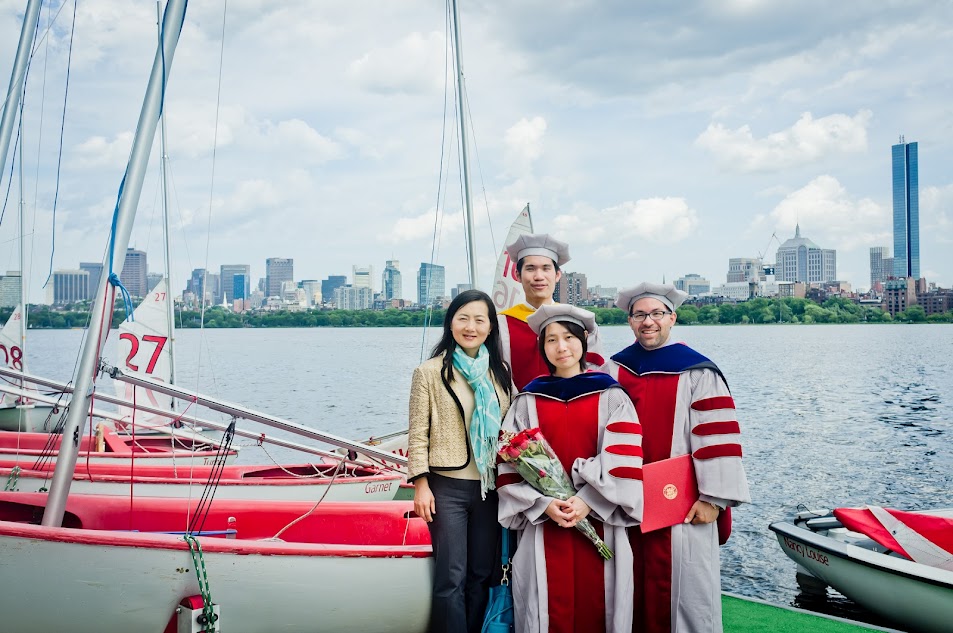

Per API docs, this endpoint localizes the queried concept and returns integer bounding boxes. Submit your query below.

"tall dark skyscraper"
[891,138,919,279]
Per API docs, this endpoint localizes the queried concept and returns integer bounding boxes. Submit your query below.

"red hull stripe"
[605,421,642,435]
[692,421,740,436]
[608,466,643,480]
[496,473,523,488]
[691,396,735,411]
[693,444,743,460]
[605,444,643,457]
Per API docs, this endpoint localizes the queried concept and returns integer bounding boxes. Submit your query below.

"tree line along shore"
[5,296,952,330]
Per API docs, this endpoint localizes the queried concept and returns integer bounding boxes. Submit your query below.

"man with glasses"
[603,282,750,633]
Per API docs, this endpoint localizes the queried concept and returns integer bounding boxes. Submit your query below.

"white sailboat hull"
[0,402,60,432]
[0,526,432,633]
[0,492,433,633]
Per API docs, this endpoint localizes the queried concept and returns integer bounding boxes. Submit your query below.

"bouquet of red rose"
[498,427,613,560]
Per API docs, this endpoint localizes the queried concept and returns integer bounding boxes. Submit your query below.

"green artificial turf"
[723,594,895,633]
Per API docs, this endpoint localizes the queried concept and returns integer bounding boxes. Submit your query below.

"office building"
[0,272,20,308]
[883,277,918,316]
[185,269,208,307]
[233,274,248,301]
[79,262,104,300]
[775,225,836,283]
[727,258,764,283]
[52,270,90,305]
[120,248,148,298]
[352,265,374,292]
[417,263,445,306]
[382,260,402,301]
[206,273,221,304]
[321,276,347,305]
[589,286,617,300]
[674,274,711,296]
[451,283,472,299]
[265,258,294,298]
[892,138,920,279]
[280,280,299,303]
[300,280,322,307]
[146,273,163,293]
[334,285,372,310]
[555,272,588,305]
[220,265,251,303]
[869,247,889,292]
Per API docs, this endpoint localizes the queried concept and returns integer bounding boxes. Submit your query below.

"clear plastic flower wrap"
[498,427,613,559]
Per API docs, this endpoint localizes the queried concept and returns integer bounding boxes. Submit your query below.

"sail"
[490,204,534,311]
[0,305,26,405]
[114,279,174,427]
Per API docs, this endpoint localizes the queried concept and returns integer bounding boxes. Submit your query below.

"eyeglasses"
[628,310,672,323]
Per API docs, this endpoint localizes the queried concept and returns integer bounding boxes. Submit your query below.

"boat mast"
[450,0,478,288]
[0,0,42,370]
[0,0,41,191]
[157,1,177,390]
[42,0,190,527]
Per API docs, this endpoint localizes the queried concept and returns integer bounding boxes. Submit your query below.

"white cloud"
[553,197,699,249]
[921,184,953,236]
[768,175,887,250]
[382,208,463,243]
[347,31,445,95]
[70,132,134,169]
[503,116,547,175]
[695,110,872,172]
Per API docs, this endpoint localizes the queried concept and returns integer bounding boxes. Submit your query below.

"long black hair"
[430,289,511,388]
[537,319,589,375]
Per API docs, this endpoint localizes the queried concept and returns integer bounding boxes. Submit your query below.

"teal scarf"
[452,345,503,498]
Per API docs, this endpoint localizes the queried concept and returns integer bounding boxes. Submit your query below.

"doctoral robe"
[498,304,605,391]
[497,372,642,633]
[603,341,751,633]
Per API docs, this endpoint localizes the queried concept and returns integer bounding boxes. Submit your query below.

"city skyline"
[1,3,951,305]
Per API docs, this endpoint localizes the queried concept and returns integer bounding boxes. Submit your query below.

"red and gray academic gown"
[498,304,606,391]
[603,340,751,633]
[497,372,643,633]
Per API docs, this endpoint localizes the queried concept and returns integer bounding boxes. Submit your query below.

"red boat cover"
[834,507,953,561]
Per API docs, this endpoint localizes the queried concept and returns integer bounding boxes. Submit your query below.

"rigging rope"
[183,534,218,633]
[420,0,456,362]
[42,0,78,288]
[0,0,70,225]
[106,174,135,321]
[268,458,347,541]
[193,0,228,401]
[3,465,19,491]
[186,419,235,536]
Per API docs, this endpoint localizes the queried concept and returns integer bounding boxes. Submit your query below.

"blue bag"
[481,527,514,633]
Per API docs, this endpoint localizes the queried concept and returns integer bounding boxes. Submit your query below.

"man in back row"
[603,282,751,633]
[497,233,604,390]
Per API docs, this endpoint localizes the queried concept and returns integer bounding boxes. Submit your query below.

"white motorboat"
[770,506,953,633]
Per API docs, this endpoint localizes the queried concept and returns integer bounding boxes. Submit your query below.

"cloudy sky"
[1,0,951,304]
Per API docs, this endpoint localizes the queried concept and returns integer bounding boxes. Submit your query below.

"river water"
[20,324,953,628]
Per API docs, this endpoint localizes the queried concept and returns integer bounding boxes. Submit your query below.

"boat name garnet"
[781,536,829,566]
[365,482,393,494]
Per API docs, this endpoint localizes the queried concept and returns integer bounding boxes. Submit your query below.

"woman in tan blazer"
[408,289,512,633]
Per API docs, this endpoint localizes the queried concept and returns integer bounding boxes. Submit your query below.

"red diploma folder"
[640,454,698,533]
